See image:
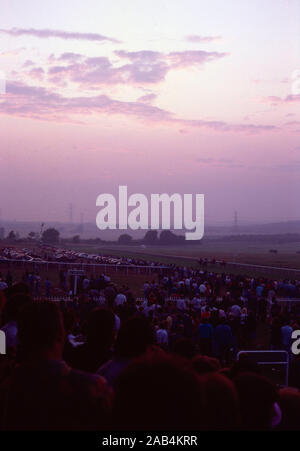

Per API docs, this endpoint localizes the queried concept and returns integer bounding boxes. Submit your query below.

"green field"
[66,239,300,279]
[2,237,300,282]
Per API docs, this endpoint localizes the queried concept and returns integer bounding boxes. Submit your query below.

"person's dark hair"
[198,372,239,430]
[18,301,65,354]
[62,308,76,335]
[229,357,261,379]
[113,353,203,430]
[233,372,279,430]
[171,337,196,359]
[6,282,30,297]
[86,307,115,349]
[278,388,300,430]
[115,316,153,359]
[218,367,231,379]
[192,355,221,375]
[2,293,33,324]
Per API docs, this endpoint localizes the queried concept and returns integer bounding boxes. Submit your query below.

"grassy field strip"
[97,247,300,273]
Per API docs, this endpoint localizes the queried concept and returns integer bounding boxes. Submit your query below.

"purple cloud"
[22,59,34,67]
[28,67,45,81]
[285,121,300,126]
[0,47,26,57]
[273,161,300,171]
[122,61,169,83]
[1,80,279,135]
[56,52,84,63]
[264,96,282,103]
[175,118,277,134]
[285,94,300,103]
[195,157,244,168]
[18,42,229,91]
[48,56,125,86]
[43,48,228,88]
[264,94,300,104]
[0,28,120,43]
[116,49,227,69]
[115,50,162,61]
[185,35,222,43]
[167,50,228,68]
[137,93,157,103]
[45,53,167,86]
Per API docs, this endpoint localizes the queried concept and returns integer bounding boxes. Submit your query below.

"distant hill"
[0,219,299,240]
[205,221,300,236]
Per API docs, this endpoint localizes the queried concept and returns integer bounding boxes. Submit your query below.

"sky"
[0,0,299,226]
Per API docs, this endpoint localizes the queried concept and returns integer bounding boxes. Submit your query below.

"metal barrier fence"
[34,296,72,302]
[0,258,169,275]
[219,260,300,274]
[237,350,289,386]
[277,298,300,310]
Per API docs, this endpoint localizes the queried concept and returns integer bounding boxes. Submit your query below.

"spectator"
[114,291,127,307]
[156,321,169,348]
[0,302,112,430]
[66,308,115,373]
[234,372,280,430]
[198,372,239,430]
[1,293,32,348]
[198,317,214,356]
[112,353,204,430]
[278,388,300,430]
[192,355,220,375]
[281,320,293,352]
[45,278,51,298]
[97,316,153,387]
[215,318,233,365]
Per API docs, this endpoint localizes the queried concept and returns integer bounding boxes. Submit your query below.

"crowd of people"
[0,260,300,430]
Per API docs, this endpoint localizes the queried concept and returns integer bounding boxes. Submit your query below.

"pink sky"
[0,0,299,224]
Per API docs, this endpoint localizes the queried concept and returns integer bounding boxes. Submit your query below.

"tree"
[143,230,158,245]
[72,235,80,243]
[159,230,184,244]
[118,234,133,245]
[7,230,16,242]
[28,231,36,240]
[42,228,60,244]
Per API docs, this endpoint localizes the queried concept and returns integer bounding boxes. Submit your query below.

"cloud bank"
[0,80,279,134]
[0,28,120,43]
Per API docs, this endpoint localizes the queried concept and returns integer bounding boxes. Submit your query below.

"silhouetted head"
[278,388,300,430]
[86,308,115,350]
[62,308,76,335]
[113,353,203,430]
[198,372,239,430]
[233,372,279,430]
[6,282,30,297]
[192,355,221,375]
[172,337,196,359]
[18,301,65,360]
[115,316,153,359]
[2,293,33,324]
[229,357,261,379]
